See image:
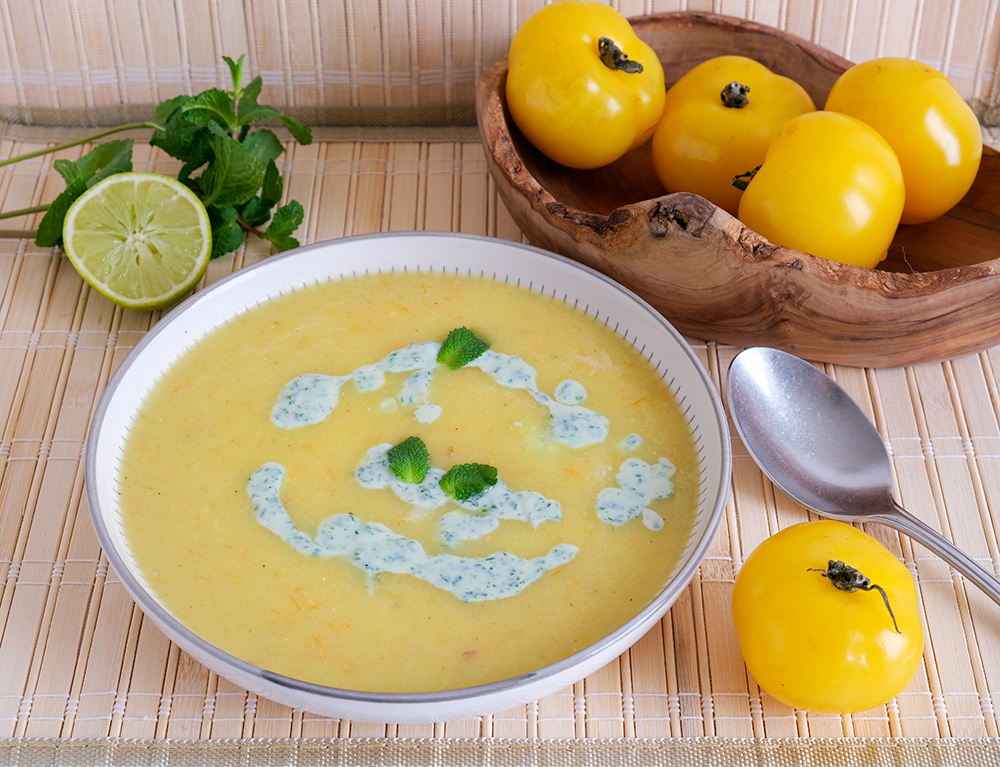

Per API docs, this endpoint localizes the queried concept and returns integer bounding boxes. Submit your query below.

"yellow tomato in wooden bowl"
[825,57,983,225]
[652,55,815,216]
[505,1,665,170]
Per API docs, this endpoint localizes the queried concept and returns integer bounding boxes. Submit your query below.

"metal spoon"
[727,345,1000,606]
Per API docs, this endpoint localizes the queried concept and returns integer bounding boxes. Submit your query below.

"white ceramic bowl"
[86,232,731,723]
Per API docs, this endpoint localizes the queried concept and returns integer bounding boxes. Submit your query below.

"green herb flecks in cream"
[272,328,610,448]
[253,326,679,602]
[247,462,577,603]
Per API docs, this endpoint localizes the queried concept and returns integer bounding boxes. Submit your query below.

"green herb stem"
[0,203,49,221]
[0,122,161,168]
[237,214,264,237]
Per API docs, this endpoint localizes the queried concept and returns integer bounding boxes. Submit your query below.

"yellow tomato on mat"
[652,55,815,215]
[736,111,904,269]
[825,57,983,225]
[732,520,923,713]
[505,1,665,169]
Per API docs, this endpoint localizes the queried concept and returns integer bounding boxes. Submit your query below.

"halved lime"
[63,172,212,310]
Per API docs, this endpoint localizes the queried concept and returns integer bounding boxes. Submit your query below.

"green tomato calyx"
[721,81,751,108]
[731,165,760,191]
[809,559,901,633]
[598,37,644,74]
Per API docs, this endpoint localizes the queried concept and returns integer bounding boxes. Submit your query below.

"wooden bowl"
[476,11,1000,368]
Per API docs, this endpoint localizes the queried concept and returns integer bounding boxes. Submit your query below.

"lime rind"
[63,172,213,311]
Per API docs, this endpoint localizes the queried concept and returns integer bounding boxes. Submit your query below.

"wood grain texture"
[476,11,1000,368]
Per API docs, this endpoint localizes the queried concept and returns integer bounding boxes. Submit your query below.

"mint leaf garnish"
[439,463,498,501]
[386,436,431,484]
[437,327,489,369]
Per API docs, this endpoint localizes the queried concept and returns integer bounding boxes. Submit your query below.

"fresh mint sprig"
[150,54,312,257]
[0,54,312,257]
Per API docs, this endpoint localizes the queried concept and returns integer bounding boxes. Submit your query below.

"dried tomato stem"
[721,81,751,108]
[809,559,901,633]
[598,37,644,74]
[731,165,760,191]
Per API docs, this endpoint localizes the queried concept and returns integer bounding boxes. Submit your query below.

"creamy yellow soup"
[119,270,699,692]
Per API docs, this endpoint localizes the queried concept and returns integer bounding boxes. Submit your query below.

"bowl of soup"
[86,232,731,723]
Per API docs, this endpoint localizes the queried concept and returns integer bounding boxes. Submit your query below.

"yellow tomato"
[651,55,815,215]
[825,57,983,225]
[736,111,905,268]
[505,1,665,169]
[732,520,923,713]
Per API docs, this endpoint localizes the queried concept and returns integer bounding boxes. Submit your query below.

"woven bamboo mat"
[2,128,1000,764]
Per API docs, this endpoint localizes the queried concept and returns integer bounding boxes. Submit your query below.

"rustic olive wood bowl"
[476,11,1000,368]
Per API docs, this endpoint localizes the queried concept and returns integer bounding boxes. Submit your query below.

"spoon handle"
[874,501,1000,607]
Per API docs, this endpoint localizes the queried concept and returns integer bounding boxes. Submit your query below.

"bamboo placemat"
[2,128,1000,764]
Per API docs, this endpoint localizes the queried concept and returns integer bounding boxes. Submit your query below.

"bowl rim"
[85,231,732,716]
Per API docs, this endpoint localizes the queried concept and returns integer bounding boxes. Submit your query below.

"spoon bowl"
[727,346,1000,606]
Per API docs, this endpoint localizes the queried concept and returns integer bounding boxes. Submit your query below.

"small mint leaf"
[207,205,243,259]
[261,200,304,252]
[437,327,489,369]
[56,140,133,186]
[260,160,284,203]
[241,129,285,168]
[439,463,498,501]
[196,127,264,208]
[36,178,86,248]
[36,140,133,248]
[387,436,430,484]
[239,73,263,106]
[240,163,282,227]
[52,158,81,185]
[279,114,313,145]
[223,54,245,98]
[151,97,212,167]
[237,100,281,128]
[155,94,190,122]
[181,88,238,133]
[240,197,273,227]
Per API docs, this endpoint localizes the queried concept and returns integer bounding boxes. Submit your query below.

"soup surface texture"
[119,270,700,692]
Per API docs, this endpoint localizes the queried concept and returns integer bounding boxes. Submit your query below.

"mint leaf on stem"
[437,327,490,369]
[196,127,264,208]
[223,55,246,101]
[277,114,313,146]
[387,436,431,484]
[259,200,303,252]
[181,88,240,135]
[208,206,244,260]
[439,463,499,501]
[35,139,133,247]
[242,129,285,168]
[240,162,283,227]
